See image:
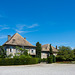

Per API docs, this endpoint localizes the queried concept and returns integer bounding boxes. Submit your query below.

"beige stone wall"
[41,53,48,59]
[41,52,57,59]
[6,48,16,58]
[6,48,36,57]
[29,48,36,55]
[53,53,57,56]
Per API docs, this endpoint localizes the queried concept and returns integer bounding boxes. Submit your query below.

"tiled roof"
[42,44,58,52]
[3,33,36,47]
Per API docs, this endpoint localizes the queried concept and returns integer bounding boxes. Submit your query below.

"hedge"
[47,56,53,63]
[56,56,75,61]
[47,55,56,63]
[41,58,47,62]
[0,58,39,65]
[53,55,56,63]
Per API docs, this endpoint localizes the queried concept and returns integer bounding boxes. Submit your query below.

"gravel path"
[0,64,75,75]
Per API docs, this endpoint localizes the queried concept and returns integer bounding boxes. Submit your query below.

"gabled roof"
[42,44,58,52]
[3,33,36,47]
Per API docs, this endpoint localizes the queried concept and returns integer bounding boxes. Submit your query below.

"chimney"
[8,35,11,41]
[56,45,57,49]
[24,37,26,40]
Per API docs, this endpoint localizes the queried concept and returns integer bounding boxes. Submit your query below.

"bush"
[47,56,53,63]
[38,58,41,63]
[53,55,56,63]
[47,55,56,63]
[0,57,39,65]
[41,58,47,62]
[66,57,73,61]
[56,56,66,61]
[0,58,14,65]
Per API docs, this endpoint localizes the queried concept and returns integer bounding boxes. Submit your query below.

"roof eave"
[3,44,36,48]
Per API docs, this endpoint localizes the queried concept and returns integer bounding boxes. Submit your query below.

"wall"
[41,53,48,59]
[4,46,36,57]
[41,51,57,59]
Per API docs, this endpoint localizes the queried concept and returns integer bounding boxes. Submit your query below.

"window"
[46,47,47,49]
[10,49,12,52]
[12,39,16,43]
[31,50,33,53]
[13,39,15,41]
[43,53,45,56]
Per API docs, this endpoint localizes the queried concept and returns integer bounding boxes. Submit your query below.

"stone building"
[3,33,36,57]
[41,44,58,59]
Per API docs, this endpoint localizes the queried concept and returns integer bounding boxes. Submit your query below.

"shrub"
[47,56,53,63]
[53,55,56,63]
[19,55,32,59]
[0,58,39,65]
[66,57,73,61]
[56,56,66,61]
[38,58,41,63]
[41,58,47,62]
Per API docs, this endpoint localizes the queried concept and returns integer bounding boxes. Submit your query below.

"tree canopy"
[0,46,7,58]
[49,44,53,55]
[56,46,75,61]
[36,42,42,58]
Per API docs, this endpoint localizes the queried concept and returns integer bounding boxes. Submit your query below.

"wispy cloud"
[16,24,26,30]
[0,35,7,39]
[16,24,38,29]
[0,25,10,31]
[52,42,70,46]
[15,24,39,34]
[16,29,38,33]
[15,30,25,33]
[27,24,38,28]
[1,27,10,30]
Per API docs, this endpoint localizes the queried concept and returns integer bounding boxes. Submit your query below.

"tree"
[16,46,28,56]
[36,42,42,58]
[0,46,7,58]
[56,46,74,61]
[47,44,56,63]
[50,44,53,55]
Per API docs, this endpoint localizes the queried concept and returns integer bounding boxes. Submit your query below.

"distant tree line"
[56,46,75,61]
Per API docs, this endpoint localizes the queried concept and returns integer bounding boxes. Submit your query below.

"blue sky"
[0,0,75,48]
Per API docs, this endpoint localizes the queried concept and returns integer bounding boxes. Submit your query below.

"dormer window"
[12,39,15,43]
[46,47,47,49]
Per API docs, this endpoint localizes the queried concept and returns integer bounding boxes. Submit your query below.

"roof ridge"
[3,33,36,47]
[2,33,17,46]
[42,44,49,46]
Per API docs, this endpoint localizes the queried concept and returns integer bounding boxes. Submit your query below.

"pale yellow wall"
[41,52,57,59]
[41,53,48,59]
[29,48,36,55]
[53,53,57,56]
[6,48,36,57]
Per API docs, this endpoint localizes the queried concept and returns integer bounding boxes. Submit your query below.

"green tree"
[16,46,28,56]
[36,42,42,58]
[50,44,53,55]
[72,49,75,60]
[56,46,73,61]
[0,46,7,58]
[23,48,28,56]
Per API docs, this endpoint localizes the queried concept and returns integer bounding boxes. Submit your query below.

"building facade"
[41,44,58,59]
[3,33,36,57]
[2,33,58,58]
